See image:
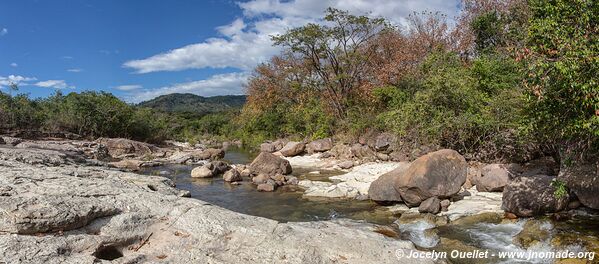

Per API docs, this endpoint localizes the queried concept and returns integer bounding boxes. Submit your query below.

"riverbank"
[1,136,598,263]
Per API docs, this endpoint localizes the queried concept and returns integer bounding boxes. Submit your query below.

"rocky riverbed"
[1,136,598,263]
[0,140,432,263]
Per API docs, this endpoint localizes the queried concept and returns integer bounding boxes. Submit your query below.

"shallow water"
[141,149,599,262]
[140,148,395,224]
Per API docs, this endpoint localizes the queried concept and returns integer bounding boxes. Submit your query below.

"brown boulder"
[96,138,156,158]
[250,152,292,176]
[502,175,569,217]
[418,197,441,214]
[475,164,514,192]
[280,141,305,157]
[306,138,333,153]
[193,148,225,160]
[223,169,242,182]
[394,149,467,207]
[191,164,214,178]
[368,162,410,204]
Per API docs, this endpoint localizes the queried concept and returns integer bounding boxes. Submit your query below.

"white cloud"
[124,0,459,74]
[0,75,37,87]
[10,63,17,67]
[34,80,72,89]
[67,68,83,72]
[0,28,7,36]
[115,84,143,91]
[124,72,247,103]
[123,0,460,99]
[62,56,74,60]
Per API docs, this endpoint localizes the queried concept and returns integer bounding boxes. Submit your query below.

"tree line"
[239,0,598,161]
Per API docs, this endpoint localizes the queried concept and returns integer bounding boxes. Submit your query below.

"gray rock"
[284,175,299,185]
[337,160,354,169]
[191,164,214,178]
[418,197,441,214]
[394,149,467,207]
[280,141,305,157]
[249,152,292,176]
[260,143,276,153]
[223,169,242,182]
[502,175,569,217]
[257,183,275,192]
[373,133,395,152]
[558,154,599,209]
[1,136,22,146]
[252,174,270,185]
[440,199,450,212]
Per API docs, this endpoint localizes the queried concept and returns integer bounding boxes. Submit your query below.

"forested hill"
[138,93,246,114]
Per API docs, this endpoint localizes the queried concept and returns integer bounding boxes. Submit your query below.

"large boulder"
[280,141,305,157]
[502,175,569,217]
[306,138,333,153]
[474,164,514,192]
[394,149,467,207]
[558,156,599,209]
[368,163,411,204]
[96,138,156,158]
[249,152,292,176]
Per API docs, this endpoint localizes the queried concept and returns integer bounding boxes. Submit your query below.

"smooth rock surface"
[475,164,513,192]
[306,138,333,153]
[394,149,467,207]
[280,141,305,157]
[368,162,411,203]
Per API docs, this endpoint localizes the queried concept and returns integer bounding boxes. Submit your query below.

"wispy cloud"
[124,72,247,103]
[67,68,83,73]
[61,56,73,60]
[34,80,73,89]
[10,63,18,67]
[0,28,7,36]
[115,84,142,91]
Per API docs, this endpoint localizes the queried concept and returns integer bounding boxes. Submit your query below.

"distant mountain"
[138,93,246,115]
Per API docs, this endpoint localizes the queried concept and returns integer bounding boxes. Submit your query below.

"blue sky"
[0,0,460,103]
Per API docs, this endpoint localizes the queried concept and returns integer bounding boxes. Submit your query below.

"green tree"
[525,0,598,149]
